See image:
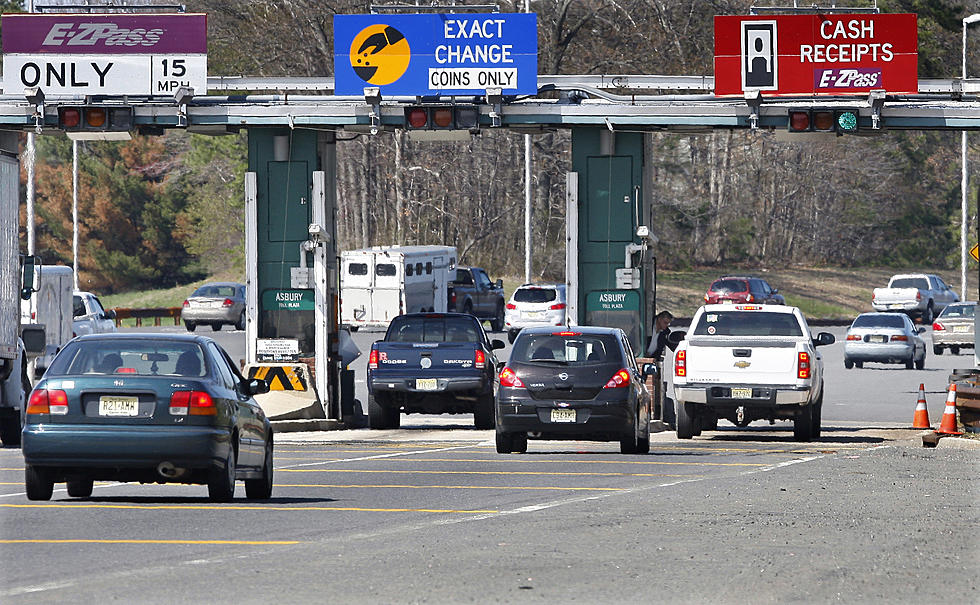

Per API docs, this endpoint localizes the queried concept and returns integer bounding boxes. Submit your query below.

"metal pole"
[963,18,970,300]
[523,0,532,284]
[25,0,36,257]
[72,140,79,291]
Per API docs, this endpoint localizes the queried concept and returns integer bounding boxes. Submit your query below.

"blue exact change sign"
[334,13,537,96]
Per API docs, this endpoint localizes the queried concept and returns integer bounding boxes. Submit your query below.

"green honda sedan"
[22,333,272,502]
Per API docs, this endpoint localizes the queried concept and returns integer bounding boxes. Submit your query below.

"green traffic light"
[837,111,858,132]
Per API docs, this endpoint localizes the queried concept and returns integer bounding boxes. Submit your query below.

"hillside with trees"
[8,0,979,292]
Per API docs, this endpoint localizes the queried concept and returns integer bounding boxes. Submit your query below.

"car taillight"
[675,350,687,377]
[368,348,379,370]
[933,322,945,331]
[704,294,710,303]
[603,369,631,389]
[169,390,215,416]
[26,389,69,415]
[846,334,862,341]
[797,352,810,379]
[916,291,922,301]
[549,303,567,310]
[499,367,525,388]
[506,303,516,310]
[553,331,580,336]
[746,294,755,302]
[182,299,190,308]
[222,298,234,307]
[891,335,908,342]
[475,348,486,369]
[450,292,457,305]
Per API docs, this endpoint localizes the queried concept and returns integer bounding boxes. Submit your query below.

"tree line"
[10,0,977,292]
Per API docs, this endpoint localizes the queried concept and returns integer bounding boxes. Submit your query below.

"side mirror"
[495,279,503,289]
[667,331,686,346]
[814,332,836,346]
[20,254,39,300]
[496,361,506,373]
[917,327,926,334]
[641,363,659,379]
[247,378,270,396]
[490,339,505,350]
[104,309,117,320]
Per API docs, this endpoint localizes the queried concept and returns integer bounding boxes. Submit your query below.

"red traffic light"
[404,105,480,131]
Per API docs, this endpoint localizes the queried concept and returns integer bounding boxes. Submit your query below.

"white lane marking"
[277,445,477,469]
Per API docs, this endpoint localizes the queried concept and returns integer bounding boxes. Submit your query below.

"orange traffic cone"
[936,384,963,435]
[912,383,932,429]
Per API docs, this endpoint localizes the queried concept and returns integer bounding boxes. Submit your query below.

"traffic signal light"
[787,109,859,134]
[58,106,133,140]
[404,105,479,131]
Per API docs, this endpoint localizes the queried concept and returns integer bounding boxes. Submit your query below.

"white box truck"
[21,265,73,377]
[341,245,457,330]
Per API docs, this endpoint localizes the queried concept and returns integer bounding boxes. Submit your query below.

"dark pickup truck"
[447,266,506,332]
[367,313,505,429]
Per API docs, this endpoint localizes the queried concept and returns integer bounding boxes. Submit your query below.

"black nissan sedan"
[21,333,272,502]
[495,326,652,454]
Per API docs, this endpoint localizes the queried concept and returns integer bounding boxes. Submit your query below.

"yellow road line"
[281,468,699,478]
[0,503,497,514]
[0,539,299,545]
[275,483,624,491]
[338,457,767,467]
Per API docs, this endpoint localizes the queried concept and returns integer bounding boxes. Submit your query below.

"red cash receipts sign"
[714,13,917,97]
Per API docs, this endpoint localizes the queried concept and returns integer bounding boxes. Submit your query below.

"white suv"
[504,283,567,343]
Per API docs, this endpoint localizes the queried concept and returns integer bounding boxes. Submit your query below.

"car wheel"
[211,323,222,332]
[905,355,914,370]
[844,358,854,369]
[854,361,863,369]
[235,312,246,331]
[67,478,93,498]
[495,430,514,454]
[675,400,696,440]
[934,345,943,356]
[208,447,237,502]
[951,346,961,355]
[245,440,274,500]
[473,393,495,430]
[490,303,505,332]
[512,432,528,453]
[0,407,21,447]
[25,465,53,501]
[184,321,196,332]
[367,392,399,429]
[915,353,925,370]
[507,330,519,344]
[922,303,934,325]
[793,406,813,442]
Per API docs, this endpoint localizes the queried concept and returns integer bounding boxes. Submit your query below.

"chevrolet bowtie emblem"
[734,361,751,368]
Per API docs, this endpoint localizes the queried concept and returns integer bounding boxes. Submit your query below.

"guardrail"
[112,307,182,327]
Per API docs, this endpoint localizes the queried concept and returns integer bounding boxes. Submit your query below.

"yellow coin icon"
[349,24,411,86]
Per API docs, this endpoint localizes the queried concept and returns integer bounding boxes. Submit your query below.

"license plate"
[889,304,904,309]
[871,335,888,343]
[953,326,970,333]
[99,396,139,416]
[731,388,752,399]
[415,378,438,391]
[550,408,576,423]
[525,311,543,319]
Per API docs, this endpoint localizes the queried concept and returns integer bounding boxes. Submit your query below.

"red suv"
[704,276,785,305]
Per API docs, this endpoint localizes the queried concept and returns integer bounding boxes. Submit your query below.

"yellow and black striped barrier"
[248,365,308,391]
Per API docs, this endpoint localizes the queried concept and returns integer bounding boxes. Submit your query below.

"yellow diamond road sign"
[972,243,979,263]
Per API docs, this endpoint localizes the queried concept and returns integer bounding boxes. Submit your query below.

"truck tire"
[490,302,505,332]
[675,400,696,439]
[0,408,20,447]
[793,406,814,442]
[811,394,823,439]
[922,302,934,325]
[473,393,495,430]
[67,478,94,498]
[25,465,53,501]
[368,393,399,429]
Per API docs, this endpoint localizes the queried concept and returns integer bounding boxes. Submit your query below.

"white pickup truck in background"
[671,304,835,442]
[871,273,959,324]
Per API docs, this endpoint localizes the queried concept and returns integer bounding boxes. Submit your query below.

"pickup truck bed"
[367,312,505,429]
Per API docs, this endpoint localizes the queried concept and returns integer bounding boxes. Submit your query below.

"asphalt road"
[1,323,976,604]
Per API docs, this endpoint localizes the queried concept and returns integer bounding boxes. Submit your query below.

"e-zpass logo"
[815,68,881,89]
[42,23,164,47]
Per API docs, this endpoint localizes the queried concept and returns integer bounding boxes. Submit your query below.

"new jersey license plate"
[550,408,576,423]
[730,388,752,399]
[415,378,438,391]
[99,395,139,416]
[953,325,970,333]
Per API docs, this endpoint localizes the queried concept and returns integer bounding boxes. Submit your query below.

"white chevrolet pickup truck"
[671,304,835,442]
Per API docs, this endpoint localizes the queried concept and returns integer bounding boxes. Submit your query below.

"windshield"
[47,340,207,377]
[939,304,975,318]
[386,316,482,343]
[851,314,905,329]
[692,311,803,337]
[513,288,557,304]
[889,278,929,289]
[511,333,618,364]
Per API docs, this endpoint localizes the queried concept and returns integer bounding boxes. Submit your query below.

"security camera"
[308,223,329,244]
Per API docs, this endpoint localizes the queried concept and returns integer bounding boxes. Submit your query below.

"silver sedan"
[181,282,246,332]
[843,312,926,370]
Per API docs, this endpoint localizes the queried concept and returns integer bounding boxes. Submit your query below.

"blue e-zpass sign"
[334,13,537,96]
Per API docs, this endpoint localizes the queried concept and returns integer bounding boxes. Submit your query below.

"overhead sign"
[333,13,537,96]
[1,13,207,96]
[714,13,917,97]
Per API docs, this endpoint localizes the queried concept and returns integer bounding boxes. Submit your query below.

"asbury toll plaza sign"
[333,13,537,96]
[1,12,208,96]
[714,13,918,96]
